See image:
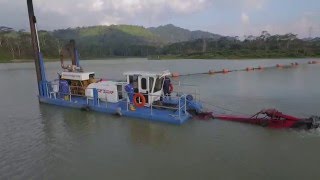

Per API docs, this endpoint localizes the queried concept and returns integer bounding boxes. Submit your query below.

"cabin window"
[149,77,154,92]
[141,78,147,90]
[154,77,164,92]
[117,85,123,100]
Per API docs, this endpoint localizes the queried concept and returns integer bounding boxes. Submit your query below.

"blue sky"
[167,0,320,37]
[0,0,319,38]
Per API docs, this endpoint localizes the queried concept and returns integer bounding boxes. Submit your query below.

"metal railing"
[44,81,190,120]
[172,81,200,102]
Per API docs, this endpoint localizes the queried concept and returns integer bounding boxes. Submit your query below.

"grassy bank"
[0,56,60,63]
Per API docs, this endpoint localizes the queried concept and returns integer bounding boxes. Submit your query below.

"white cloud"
[244,0,265,10]
[170,0,210,13]
[29,0,213,28]
[241,12,250,24]
[1,0,320,37]
[91,0,104,11]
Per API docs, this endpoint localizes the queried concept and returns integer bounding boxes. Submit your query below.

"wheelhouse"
[123,70,171,106]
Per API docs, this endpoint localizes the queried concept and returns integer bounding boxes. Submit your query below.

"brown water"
[0,59,320,180]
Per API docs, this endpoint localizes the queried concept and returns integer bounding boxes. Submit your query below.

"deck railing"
[172,81,200,102]
[44,81,189,120]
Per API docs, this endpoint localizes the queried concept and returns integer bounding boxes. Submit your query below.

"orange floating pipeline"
[222,69,229,73]
[171,72,180,77]
[308,61,318,64]
[291,62,297,67]
[246,67,254,71]
[257,66,264,70]
[291,62,299,67]
[208,70,215,74]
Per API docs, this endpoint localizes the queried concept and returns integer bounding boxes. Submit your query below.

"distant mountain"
[148,24,222,43]
[53,25,163,46]
[0,24,231,60]
[52,25,165,57]
[50,24,224,57]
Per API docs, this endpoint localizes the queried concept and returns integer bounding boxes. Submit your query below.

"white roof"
[61,71,95,81]
[123,70,171,77]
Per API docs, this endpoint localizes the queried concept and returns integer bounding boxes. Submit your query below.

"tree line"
[0,26,61,61]
[1,26,320,62]
[161,31,320,59]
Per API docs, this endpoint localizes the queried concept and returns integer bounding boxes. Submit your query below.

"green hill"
[148,24,222,43]
[0,24,226,61]
[1,24,320,62]
[52,25,164,58]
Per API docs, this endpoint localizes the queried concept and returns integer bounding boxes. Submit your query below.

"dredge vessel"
[26,0,319,128]
[27,0,204,125]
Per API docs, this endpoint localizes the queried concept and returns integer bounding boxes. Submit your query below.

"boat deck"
[39,95,191,125]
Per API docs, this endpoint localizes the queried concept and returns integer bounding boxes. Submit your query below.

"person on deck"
[125,83,136,111]
[163,76,171,97]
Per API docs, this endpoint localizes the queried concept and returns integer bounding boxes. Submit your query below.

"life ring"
[133,93,146,108]
[169,83,174,93]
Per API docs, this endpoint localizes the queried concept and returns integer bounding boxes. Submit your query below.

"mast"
[27,0,46,95]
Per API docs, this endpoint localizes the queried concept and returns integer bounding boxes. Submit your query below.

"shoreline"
[0,56,147,63]
[148,54,320,60]
[1,56,319,63]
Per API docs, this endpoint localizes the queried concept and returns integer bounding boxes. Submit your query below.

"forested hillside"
[160,32,320,59]
[148,24,222,43]
[0,25,319,62]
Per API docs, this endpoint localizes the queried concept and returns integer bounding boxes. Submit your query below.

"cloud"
[1,0,320,38]
[241,12,250,24]
[28,0,213,29]
[244,0,265,10]
[169,0,211,13]
[91,0,104,11]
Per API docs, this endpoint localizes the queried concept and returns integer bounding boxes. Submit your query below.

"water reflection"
[40,104,172,148]
[128,121,171,146]
[39,105,96,143]
[4,59,319,179]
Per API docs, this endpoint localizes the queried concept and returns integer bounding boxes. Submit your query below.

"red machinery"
[212,109,320,129]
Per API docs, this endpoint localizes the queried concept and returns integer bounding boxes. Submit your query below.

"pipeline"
[171,60,319,78]
[196,109,320,129]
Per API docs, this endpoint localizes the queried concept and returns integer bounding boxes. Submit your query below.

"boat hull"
[39,96,191,125]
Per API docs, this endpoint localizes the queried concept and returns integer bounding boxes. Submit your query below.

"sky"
[0,0,320,38]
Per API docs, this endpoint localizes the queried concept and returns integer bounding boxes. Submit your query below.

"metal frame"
[45,81,190,121]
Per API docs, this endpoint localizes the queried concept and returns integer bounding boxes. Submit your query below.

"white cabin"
[123,70,171,106]
[83,70,171,106]
[85,81,127,103]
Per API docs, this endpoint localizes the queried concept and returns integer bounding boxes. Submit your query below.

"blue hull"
[39,96,191,125]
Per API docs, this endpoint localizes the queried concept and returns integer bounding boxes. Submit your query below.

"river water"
[0,58,320,180]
